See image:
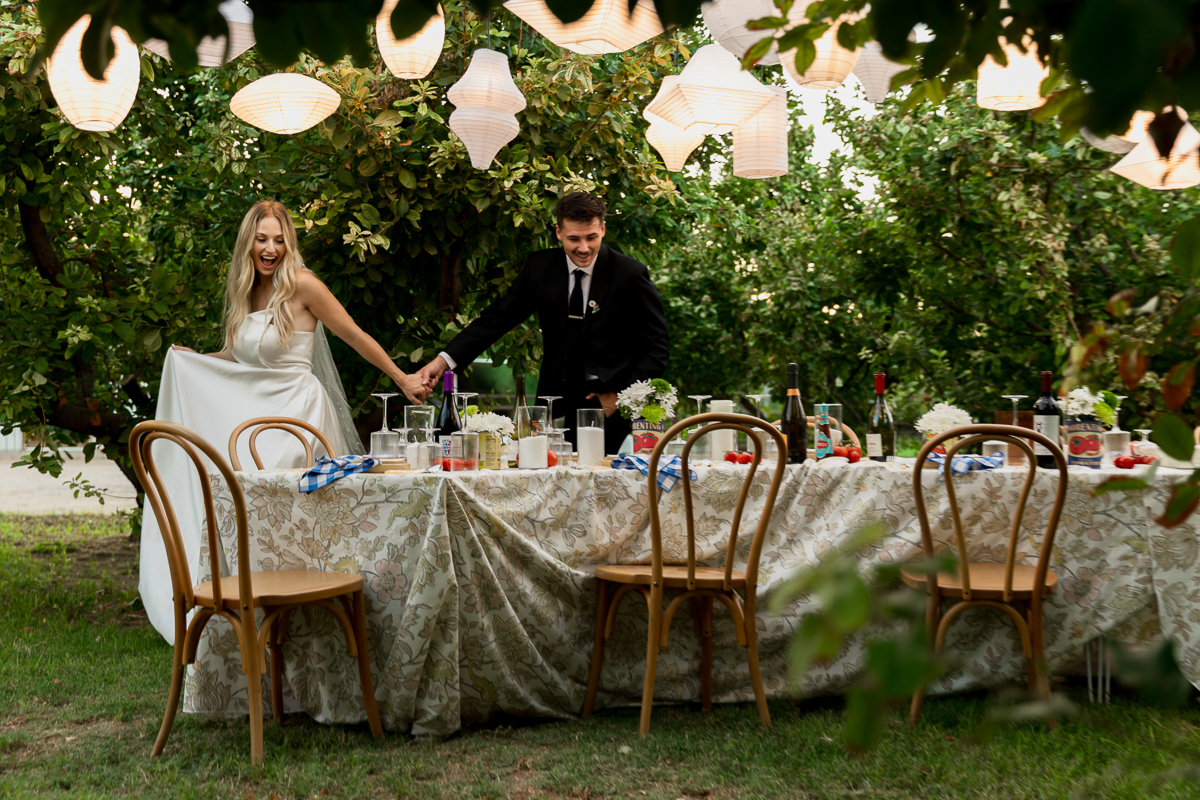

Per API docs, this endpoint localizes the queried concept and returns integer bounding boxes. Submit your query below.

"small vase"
[924,432,958,455]
[1065,415,1103,468]
[478,432,502,470]
[631,418,667,454]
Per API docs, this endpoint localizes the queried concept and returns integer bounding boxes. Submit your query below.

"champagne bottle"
[1033,370,1060,468]
[436,370,461,455]
[815,403,833,459]
[780,363,807,463]
[513,372,529,442]
[865,372,895,462]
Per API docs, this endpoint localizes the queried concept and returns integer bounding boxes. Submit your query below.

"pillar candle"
[518,435,548,469]
[708,399,736,456]
[577,427,605,466]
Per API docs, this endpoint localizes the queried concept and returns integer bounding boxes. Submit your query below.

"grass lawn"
[2,513,1200,799]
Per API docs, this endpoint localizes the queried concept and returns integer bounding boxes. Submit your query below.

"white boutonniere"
[589,300,599,314]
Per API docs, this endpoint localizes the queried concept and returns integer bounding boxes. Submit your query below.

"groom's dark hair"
[555,192,606,227]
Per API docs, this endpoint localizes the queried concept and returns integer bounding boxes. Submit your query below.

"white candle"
[406,443,420,465]
[708,399,736,456]
[518,435,548,469]
[578,427,604,466]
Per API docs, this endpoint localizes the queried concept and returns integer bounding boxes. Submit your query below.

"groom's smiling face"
[253,215,286,279]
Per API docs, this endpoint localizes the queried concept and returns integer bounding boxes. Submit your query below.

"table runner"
[177,461,1194,737]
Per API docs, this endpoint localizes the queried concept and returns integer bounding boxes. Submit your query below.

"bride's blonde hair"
[222,199,308,352]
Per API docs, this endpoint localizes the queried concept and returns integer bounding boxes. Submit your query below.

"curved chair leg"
[909,592,941,727]
[638,585,664,737]
[745,606,771,728]
[1030,601,1057,731]
[582,578,609,717]
[152,601,190,757]
[239,611,265,765]
[351,590,384,738]
[692,596,714,712]
[269,612,285,722]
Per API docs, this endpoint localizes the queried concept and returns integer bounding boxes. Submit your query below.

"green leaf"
[1152,413,1195,461]
[359,159,381,177]
[1170,215,1200,284]
[398,169,417,190]
[371,110,405,128]
[1093,475,1150,497]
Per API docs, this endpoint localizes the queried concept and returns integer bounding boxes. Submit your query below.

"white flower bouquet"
[462,411,515,438]
[1063,387,1118,425]
[616,378,678,423]
[914,403,973,436]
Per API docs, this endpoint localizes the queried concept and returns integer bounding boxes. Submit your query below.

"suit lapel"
[584,245,614,326]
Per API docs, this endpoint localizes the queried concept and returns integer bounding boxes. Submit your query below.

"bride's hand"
[398,373,428,405]
[171,345,197,353]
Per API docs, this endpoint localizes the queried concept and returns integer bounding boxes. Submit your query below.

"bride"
[140,199,426,641]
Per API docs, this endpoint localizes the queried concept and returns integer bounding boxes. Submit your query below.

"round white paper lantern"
[378,0,444,79]
[780,2,860,91]
[643,77,706,172]
[504,0,665,55]
[1082,110,1165,154]
[230,73,341,134]
[1111,121,1200,190]
[852,41,907,103]
[142,0,255,67]
[977,37,1049,111]
[703,0,780,66]
[447,49,526,169]
[645,44,775,136]
[47,16,141,132]
[732,86,788,178]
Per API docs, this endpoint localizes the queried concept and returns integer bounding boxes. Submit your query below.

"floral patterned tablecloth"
[179,461,1195,737]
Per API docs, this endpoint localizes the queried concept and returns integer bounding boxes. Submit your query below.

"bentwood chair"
[131,420,382,764]
[581,412,787,736]
[228,416,337,470]
[768,417,861,448]
[901,424,1067,727]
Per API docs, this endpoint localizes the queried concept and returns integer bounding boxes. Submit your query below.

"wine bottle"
[865,372,896,462]
[780,363,807,463]
[513,372,529,444]
[1033,370,1060,468]
[436,370,461,456]
[815,403,833,459]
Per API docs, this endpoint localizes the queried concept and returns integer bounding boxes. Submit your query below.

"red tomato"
[736,452,752,464]
[1114,455,1135,469]
[849,446,862,458]
[547,451,558,467]
[833,446,849,458]
[847,450,861,463]
[725,452,740,463]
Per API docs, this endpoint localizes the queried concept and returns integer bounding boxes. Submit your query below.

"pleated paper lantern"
[230,74,341,134]
[142,0,255,66]
[377,0,444,79]
[852,41,907,103]
[503,0,665,55]
[447,49,526,169]
[977,37,1049,111]
[703,0,780,66]
[643,77,706,171]
[1082,110,1164,154]
[645,44,775,136]
[780,2,860,90]
[732,86,788,178]
[47,16,141,132]
[1111,121,1200,190]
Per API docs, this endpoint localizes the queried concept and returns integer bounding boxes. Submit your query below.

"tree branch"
[18,201,63,287]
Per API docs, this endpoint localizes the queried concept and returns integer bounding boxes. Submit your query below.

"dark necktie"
[568,269,585,319]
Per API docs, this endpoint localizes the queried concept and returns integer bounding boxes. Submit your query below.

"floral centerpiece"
[462,411,514,470]
[617,378,678,454]
[914,402,972,455]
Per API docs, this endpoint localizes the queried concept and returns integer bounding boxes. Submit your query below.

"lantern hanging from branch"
[702,0,780,66]
[230,73,341,134]
[780,2,860,91]
[448,49,526,170]
[47,15,141,132]
[142,0,255,66]
[503,0,665,55]
[851,41,907,103]
[1110,121,1200,190]
[732,86,788,178]
[977,37,1049,111]
[377,0,444,79]
[645,44,775,136]
[643,77,706,172]
[1082,110,1164,154]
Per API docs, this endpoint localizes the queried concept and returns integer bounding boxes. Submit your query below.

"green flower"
[464,404,478,417]
[1095,401,1115,427]
[650,378,670,393]
[641,403,665,424]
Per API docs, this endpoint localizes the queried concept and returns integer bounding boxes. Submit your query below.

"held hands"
[414,355,449,394]
[397,372,429,405]
[587,391,619,418]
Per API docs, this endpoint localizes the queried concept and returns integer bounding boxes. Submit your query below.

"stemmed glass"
[1110,396,1128,431]
[1134,428,1152,458]
[456,391,479,418]
[689,394,711,418]
[687,394,711,460]
[539,395,563,431]
[1001,395,1028,428]
[370,392,399,457]
[747,394,768,419]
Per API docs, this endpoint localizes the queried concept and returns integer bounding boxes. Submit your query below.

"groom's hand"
[587,391,618,417]
[415,355,448,391]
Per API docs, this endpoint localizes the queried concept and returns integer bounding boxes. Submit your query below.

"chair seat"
[595,564,745,589]
[195,569,363,608]
[900,562,1057,600]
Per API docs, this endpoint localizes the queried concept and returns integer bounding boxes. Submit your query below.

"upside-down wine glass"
[456,391,479,418]
[370,392,399,457]
[1001,394,1029,429]
[687,394,712,461]
[1111,395,1128,431]
[539,395,562,431]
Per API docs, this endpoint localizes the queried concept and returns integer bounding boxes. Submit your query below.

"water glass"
[404,406,435,442]
[411,442,441,470]
[665,439,687,457]
[449,431,479,471]
[370,430,400,458]
[577,409,606,466]
[516,405,549,438]
[824,404,844,447]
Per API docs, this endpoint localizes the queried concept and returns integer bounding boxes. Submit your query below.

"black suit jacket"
[443,245,670,397]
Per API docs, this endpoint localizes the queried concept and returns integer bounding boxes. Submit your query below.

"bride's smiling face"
[252,215,286,282]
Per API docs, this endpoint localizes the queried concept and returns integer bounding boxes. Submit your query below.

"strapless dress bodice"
[231,309,315,370]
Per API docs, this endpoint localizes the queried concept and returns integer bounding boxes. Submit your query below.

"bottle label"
[866,434,883,458]
[816,430,832,458]
[1034,415,1059,455]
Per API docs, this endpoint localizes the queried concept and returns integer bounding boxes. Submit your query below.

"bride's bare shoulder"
[294,269,331,296]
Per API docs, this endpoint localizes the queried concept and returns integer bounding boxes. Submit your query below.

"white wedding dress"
[138,310,364,642]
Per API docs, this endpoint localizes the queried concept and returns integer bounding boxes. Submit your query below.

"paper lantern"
[977,37,1049,111]
[779,2,860,90]
[142,0,255,66]
[852,41,907,103]
[1111,121,1200,190]
[47,16,140,132]
[229,74,341,134]
[503,0,665,55]
[377,0,444,78]
[447,49,526,169]
[643,77,706,171]
[732,86,788,178]
[703,0,780,66]
[1082,110,1165,154]
[645,44,775,136]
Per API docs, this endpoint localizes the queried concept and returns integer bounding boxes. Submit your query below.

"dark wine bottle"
[865,372,895,462]
[436,370,461,455]
[781,362,807,463]
[513,373,529,441]
[1033,371,1060,468]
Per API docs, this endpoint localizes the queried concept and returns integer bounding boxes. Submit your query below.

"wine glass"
[1111,395,1128,431]
[686,395,711,461]
[539,395,562,430]
[370,392,399,457]
[688,394,711,418]
[456,391,479,418]
[1001,395,1028,428]
[1134,428,1152,458]
[747,394,768,419]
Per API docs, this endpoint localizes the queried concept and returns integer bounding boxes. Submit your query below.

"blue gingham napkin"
[926,450,1005,476]
[611,454,697,492]
[299,455,379,493]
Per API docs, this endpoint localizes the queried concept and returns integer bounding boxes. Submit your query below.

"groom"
[414,192,670,454]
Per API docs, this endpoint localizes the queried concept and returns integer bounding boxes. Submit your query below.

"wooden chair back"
[648,412,787,598]
[228,416,337,470]
[913,424,1067,604]
[131,420,253,615]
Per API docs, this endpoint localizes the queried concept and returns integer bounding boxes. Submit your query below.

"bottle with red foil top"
[865,372,895,462]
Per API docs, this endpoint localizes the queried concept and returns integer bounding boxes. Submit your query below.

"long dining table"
[177,459,1199,738]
